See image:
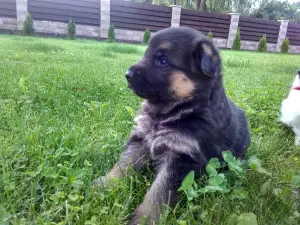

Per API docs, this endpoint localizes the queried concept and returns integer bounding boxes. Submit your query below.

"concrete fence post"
[276,20,289,52]
[227,13,240,49]
[16,0,28,30]
[171,5,181,27]
[100,0,110,38]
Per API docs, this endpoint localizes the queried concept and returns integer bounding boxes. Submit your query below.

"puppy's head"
[125,27,221,103]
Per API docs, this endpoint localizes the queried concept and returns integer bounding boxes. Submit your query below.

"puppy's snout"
[125,69,134,80]
[125,67,142,80]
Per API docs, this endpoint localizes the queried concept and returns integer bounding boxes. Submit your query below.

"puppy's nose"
[125,69,134,80]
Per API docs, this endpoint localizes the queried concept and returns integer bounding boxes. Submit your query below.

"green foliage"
[23,13,35,35]
[107,24,116,42]
[68,18,76,40]
[232,28,241,50]
[257,34,267,52]
[280,38,289,53]
[143,28,151,44]
[207,30,213,40]
[131,0,300,22]
[178,149,299,224]
[227,212,258,225]
[251,0,300,22]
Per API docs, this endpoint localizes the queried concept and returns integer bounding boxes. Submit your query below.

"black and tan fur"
[93,27,251,225]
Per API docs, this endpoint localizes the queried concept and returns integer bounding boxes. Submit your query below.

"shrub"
[207,31,213,40]
[280,38,289,53]
[257,34,267,52]
[143,28,151,44]
[68,18,76,40]
[23,13,35,35]
[107,24,116,42]
[232,28,241,50]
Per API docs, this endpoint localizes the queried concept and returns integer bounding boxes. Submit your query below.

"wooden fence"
[28,0,100,26]
[239,16,280,44]
[0,0,16,18]
[0,0,300,53]
[180,9,231,39]
[287,22,300,46]
[111,0,171,32]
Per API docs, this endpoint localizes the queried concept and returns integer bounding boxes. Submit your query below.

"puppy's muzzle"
[125,67,142,81]
[125,69,134,81]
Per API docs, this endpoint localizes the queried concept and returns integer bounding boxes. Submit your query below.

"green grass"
[0,34,299,225]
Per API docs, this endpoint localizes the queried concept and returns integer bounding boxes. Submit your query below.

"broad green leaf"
[273,188,282,197]
[218,182,230,193]
[248,156,261,170]
[68,194,79,201]
[222,151,244,175]
[177,220,187,225]
[256,167,272,176]
[292,175,300,188]
[205,164,218,177]
[206,158,220,177]
[207,158,221,168]
[208,173,225,186]
[230,187,249,200]
[178,171,194,191]
[237,212,258,225]
[187,186,199,199]
[193,182,198,190]
[260,181,272,196]
[205,185,224,192]
[227,213,238,225]
[222,151,235,164]
[72,180,84,190]
[198,187,209,194]
[228,163,244,175]
[0,205,12,223]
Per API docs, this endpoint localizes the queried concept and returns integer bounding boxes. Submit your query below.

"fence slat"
[111,0,171,32]
[180,9,230,38]
[111,0,171,13]
[287,22,300,45]
[28,0,100,26]
[0,0,16,18]
[238,16,280,43]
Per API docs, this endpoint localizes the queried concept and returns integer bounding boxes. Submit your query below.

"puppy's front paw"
[127,205,157,225]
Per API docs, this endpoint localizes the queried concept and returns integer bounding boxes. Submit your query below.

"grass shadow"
[17,41,65,53]
[101,43,141,55]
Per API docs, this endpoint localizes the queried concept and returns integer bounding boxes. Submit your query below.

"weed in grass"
[0,34,299,225]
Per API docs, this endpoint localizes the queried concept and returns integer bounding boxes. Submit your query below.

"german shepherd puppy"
[94,27,251,225]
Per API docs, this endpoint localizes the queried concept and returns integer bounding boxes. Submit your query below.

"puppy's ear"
[193,39,221,77]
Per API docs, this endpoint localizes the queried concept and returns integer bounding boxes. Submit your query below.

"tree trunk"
[197,0,206,11]
[196,0,201,10]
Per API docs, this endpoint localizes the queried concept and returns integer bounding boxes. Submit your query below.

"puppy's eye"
[154,56,169,67]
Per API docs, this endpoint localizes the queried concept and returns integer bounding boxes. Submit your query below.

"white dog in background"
[280,70,300,146]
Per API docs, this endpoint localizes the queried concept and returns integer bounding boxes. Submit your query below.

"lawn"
[0,34,299,225]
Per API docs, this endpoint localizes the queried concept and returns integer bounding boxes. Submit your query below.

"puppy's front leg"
[127,155,196,225]
[93,135,148,185]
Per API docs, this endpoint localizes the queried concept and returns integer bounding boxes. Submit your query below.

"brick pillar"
[276,20,289,52]
[171,5,181,27]
[16,0,28,30]
[100,0,110,38]
[227,13,240,49]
